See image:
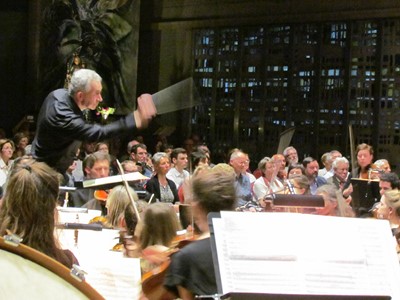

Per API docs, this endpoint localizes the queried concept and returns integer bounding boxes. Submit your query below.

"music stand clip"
[3,232,23,247]
[70,264,87,282]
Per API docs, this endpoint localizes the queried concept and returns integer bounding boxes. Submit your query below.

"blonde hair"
[107,185,139,234]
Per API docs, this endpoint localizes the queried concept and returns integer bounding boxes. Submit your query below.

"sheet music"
[213,212,400,298]
[57,229,141,299]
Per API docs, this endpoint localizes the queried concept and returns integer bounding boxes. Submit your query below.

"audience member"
[229,149,256,209]
[302,157,327,195]
[145,152,179,204]
[166,148,190,189]
[253,157,284,206]
[287,163,305,178]
[0,139,15,188]
[283,146,299,167]
[130,143,153,178]
[327,157,352,202]
[12,132,29,159]
[271,153,287,182]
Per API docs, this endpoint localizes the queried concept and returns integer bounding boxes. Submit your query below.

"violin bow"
[348,124,356,174]
[116,159,141,222]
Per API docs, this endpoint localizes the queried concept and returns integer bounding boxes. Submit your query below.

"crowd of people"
[0,68,399,299]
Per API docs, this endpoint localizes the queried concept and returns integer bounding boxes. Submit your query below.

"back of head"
[107,185,139,230]
[289,174,310,194]
[140,203,181,249]
[0,159,60,251]
[192,169,237,214]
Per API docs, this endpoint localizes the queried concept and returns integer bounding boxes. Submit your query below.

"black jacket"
[145,174,179,204]
[32,89,136,173]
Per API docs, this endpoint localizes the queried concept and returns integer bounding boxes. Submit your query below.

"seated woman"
[12,132,29,159]
[164,168,237,299]
[0,158,78,268]
[253,157,284,207]
[145,152,179,204]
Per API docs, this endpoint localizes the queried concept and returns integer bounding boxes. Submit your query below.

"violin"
[93,189,109,201]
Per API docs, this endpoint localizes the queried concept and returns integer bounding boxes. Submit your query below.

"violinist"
[70,151,111,209]
[351,143,374,180]
[0,158,78,268]
[253,157,284,207]
[288,174,311,195]
[315,184,355,217]
[164,167,237,299]
[124,202,181,272]
[106,185,146,234]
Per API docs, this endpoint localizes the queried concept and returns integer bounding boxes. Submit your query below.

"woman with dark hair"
[0,158,78,268]
[12,132,29,159]
[352,143,374,179]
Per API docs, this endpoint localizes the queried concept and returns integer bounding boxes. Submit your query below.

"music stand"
[208,212,396,300]
[350,178,380,216]
[271,194,325,208]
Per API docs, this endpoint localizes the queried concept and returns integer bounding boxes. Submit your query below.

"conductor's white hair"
[68,69,102,97]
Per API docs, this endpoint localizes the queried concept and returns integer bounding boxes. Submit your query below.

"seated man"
[130,143,153,178]
[229,150,257,210]
[166,147,189,189]
[303,157,327,195]
[327,157,352,202]
[69,151,110,209]
[374,172,400,219]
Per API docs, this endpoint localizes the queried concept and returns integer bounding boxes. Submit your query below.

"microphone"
[285,179,295,194]
[57,223,103,231]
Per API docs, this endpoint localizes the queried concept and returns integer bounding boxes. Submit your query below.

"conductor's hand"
[133,94,157,129]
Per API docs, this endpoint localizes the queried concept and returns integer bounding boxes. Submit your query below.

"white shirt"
[252,176,284,201]
[0,158,13,188]
[166,167,190,189]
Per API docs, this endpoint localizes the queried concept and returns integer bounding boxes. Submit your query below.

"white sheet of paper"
[213,212,400,298]
[57,228,141,300]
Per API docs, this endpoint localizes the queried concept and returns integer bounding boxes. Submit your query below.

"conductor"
[31,69,156,176]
